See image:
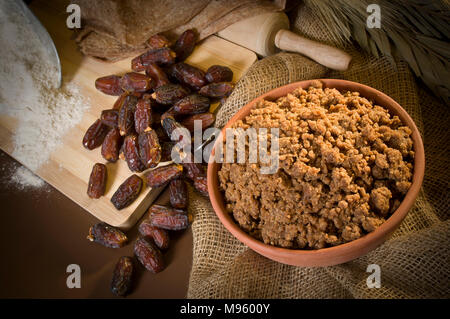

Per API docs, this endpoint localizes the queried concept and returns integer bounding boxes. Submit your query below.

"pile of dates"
[87,200,192,296]
[82,30,234,296]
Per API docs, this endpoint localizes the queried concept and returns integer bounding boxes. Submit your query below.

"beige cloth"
[187,4,450,298]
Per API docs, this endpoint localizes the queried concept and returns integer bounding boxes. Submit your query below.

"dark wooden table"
[0,150,192,298]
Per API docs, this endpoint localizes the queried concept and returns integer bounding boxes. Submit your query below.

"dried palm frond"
[304,0,450,101]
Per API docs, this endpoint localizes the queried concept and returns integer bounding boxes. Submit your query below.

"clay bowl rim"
[207,79,425,267]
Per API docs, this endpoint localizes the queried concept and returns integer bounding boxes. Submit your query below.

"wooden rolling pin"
[217,12,351,71]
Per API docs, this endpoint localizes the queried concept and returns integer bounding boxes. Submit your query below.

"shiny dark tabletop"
[0,150,192,298]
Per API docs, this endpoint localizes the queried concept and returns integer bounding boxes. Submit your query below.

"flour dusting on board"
[0,1,89,187]
[0,152,47,190]
[11,166,45,190]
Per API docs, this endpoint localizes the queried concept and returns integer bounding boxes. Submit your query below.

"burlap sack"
[73,0,284,61]
[187,4,450,298]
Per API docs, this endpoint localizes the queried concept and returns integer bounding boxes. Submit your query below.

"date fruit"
[134,98,153,134]
[169,62,206,90]
[160,141,175,162]
[138,129,161,169]
[101,128,122,162]
[199,82,234,98]
[87,222,128,248]
[160,107,176,122]
[120,72,154,93]
[173,29,197,62]
[134,237,165,273]
[122,134,146,172]
[144,163,183,187]
[111,256,134,296]
[95,75,124,96]
[145,63,170,88]
[131,57,145,73]
[162,116,189,143]
[146,33,170,50]
[83,119,109,150]
[151,83,189,105]
[101,109,119,128]
[182,162,205,180]
[154,125,169,143]
[138,220,170,250]
[180,112,215,132]
[118,94,138,136]
[132,47,176,72]
[141,93,153,102]
[219,96,227,107]
[111,174,143,210]
[87,163,107,198]
[149,205,191,231]
[205,65,233,83]
[113,93,129,110]
[172,94,210,115]
[169,179,188,209]
[193,175,209,197]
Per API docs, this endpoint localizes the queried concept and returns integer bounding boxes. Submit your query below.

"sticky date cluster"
[83,30,233,297]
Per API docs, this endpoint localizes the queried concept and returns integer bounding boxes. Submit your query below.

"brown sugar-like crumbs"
[218,81,414,249]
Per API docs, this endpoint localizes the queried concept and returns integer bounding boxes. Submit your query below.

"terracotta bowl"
[207,79,425,267]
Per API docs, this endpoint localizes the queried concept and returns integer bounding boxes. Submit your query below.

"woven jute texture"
[187,4,450,298]
[72,0,284,61]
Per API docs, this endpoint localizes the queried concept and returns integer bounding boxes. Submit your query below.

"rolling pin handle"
[274,29,352,71]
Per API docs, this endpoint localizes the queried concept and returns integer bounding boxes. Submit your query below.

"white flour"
[0,153,46,190]
[0,1,89,189]
[11,166,45,190]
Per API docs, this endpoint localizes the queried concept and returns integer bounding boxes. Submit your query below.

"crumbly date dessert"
[219,81,414,249]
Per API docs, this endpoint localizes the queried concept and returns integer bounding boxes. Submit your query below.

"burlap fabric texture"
[187,4,450,298]
[72,0,284,61]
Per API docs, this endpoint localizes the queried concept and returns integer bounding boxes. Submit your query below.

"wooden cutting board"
[0,0,257,229]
